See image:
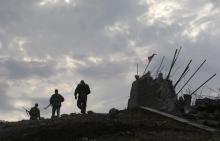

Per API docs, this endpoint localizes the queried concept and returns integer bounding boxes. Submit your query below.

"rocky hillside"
[0,109,219,141]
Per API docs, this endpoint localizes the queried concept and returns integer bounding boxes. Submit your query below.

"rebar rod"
[190,73,216,96]
[174,60,192,88]
[155,56,165,77]
[176,59,206,95]
[166,49,178,80]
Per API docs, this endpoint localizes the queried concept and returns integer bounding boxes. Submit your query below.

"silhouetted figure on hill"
[29,103,40,120]
[155,72,164,83]
[143,71,153,81]
[135,75,139,80]
[50,89,64,118]
[74,80,90,114]
[158,72,163,80]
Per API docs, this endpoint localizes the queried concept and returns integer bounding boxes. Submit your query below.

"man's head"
[158,72,163,78]
[80,80,85,84]
[55,89,58,94]
[35,103,38,107]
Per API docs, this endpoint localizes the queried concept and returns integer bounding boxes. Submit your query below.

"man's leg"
[57,107,60,117]
[81,96,87,114]
[77,98,82,110]
[52,106,56,118]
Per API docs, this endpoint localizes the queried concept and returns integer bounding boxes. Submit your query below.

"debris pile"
[128,74,180,114]
[128,48,219,127]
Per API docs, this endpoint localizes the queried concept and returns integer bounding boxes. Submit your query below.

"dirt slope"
[0,109,219,141]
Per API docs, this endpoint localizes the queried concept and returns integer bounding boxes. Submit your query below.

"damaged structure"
[128,48,220,127]
[128,74,181,114]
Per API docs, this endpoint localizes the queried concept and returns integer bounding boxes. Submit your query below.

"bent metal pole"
[190,73,216,96]
[170,47,182,78]
[143,54,157,75]
[166,49,178,80]
[174,59,192,88]
[142,61,150,75]
[156,56,165,77]
[176,59,206,95]
[174,46,182,64]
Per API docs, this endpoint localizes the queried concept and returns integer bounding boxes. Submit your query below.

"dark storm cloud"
[0,59,57,80]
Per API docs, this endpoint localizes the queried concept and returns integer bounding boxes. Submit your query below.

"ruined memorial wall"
[128,75,182,115]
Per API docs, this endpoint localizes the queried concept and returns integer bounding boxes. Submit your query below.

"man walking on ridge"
[74,80,90,114]
[49,89,64,118]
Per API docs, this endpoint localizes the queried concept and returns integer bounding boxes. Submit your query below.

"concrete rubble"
[128,74,181,115]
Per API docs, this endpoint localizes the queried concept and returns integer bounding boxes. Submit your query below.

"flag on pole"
[148,53,157,63]
[143,53,157,75]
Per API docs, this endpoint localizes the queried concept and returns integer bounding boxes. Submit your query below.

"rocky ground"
[0,109,220,141]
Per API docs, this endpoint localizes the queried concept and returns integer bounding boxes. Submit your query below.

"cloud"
[0,58,57,80]
[181,2,219,41]
[0,82,13,112]
[138,0,181,25]
[38,0,79,7]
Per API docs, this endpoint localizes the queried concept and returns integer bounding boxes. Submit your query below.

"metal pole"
[142,62,150,75]
[151,65,158,74]
[170,66,181,78]
[159,66,165,73]
[137,63,138,75]
[143,54,157,75]
[155,56,165,77]
[182,69,190,79]
[190,73,216,96]
[166,49,178,80]
[170,47,182,78]
[174,46,182,64]
[176,60,206,95]
[174,60,192,88]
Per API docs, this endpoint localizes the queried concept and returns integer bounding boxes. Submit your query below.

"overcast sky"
[0,0,220,121]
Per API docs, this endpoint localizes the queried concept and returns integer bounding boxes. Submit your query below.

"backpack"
[29,107,39,117]
[85,84,91,95]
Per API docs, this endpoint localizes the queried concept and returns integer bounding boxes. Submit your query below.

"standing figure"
[49,89,64,118]
[29,103,40,120]
[74,80,90,114]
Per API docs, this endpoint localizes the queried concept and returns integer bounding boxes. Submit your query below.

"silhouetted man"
[29,103,40,120]
[50,89,64,118]
[74,80,90,114]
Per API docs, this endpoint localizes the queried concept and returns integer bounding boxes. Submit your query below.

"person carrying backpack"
[74,80,90,114]
[29,103,40,120]
[49,89,64,118]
